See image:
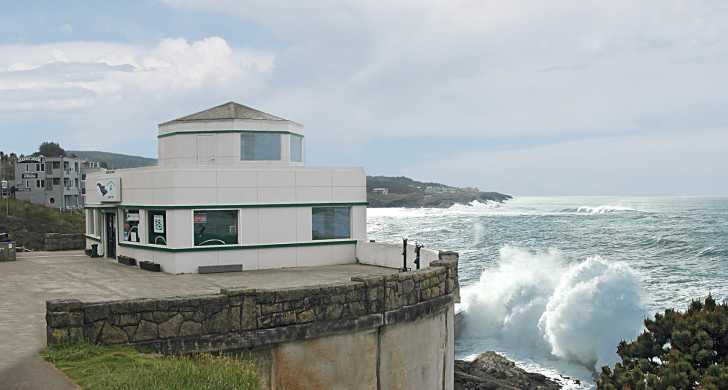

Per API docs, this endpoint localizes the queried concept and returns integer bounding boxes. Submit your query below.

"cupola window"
[241,132,281,161]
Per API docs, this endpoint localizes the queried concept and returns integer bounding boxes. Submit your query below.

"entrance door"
[106,213,116,259]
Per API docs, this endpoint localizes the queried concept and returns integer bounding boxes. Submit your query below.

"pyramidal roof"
[160,102,291,126]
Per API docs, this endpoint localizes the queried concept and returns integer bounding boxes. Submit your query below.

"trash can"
[0,241,16,262]
[91,244,99,257]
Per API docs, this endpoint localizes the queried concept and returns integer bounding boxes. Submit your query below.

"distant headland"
[367,175,511,208]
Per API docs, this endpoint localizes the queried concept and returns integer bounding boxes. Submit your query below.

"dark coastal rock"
[455,352,561,390]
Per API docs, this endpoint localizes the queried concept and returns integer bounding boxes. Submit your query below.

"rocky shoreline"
[455,352,563,390]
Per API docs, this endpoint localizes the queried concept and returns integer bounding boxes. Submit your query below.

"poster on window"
[153,214,165,233]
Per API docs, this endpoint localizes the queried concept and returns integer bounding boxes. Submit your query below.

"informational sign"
[153,214,165,234]
[126,212,140,222]
[95,177,121,203]
[1,180,7,190]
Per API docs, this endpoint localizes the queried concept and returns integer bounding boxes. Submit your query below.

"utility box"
[0,240,16,262]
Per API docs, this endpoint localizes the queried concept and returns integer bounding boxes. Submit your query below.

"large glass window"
[290,134,303,162]
[194,210,238,246]
[122,209,140,242]
[241,132,281,160]
[148,210,167,245]
[312,207,351,240]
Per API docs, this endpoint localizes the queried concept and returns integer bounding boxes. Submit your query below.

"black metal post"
[414,242,423,270]
[402,238,408,272]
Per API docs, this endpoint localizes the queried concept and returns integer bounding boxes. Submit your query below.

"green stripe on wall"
[158,130,303,138]
[118,239,357,252]
[85,202,367,210]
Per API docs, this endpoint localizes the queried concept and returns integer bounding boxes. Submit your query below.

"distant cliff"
[367,176,511,208]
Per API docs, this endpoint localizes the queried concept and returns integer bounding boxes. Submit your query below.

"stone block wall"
[46,252,460,354]
[44,233,85,251]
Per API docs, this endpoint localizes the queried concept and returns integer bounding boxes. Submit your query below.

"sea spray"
[460,246,644,370]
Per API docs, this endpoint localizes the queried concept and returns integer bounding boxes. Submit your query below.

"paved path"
[0,251,396,389]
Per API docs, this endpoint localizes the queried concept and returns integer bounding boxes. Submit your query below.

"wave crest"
[560,205,642,214]
[460,246,644,370]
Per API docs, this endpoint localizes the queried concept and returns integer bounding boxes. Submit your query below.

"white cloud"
[0,37,274,111]
[163,1,728,142]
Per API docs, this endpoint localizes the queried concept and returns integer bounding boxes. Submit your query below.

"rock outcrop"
[455,352,562,390]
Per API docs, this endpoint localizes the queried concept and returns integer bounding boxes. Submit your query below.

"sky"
[1,0,727,196]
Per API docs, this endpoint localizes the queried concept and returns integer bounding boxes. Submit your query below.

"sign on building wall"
[153,214,165,233]
[95,177,121,203]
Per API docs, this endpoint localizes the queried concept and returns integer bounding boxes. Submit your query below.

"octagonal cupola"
[157,102,305,168]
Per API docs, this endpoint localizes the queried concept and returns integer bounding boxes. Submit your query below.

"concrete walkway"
[0,251,396,389]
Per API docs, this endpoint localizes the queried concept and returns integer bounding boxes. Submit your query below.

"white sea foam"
[574,205,640,214]
[460,246,644,370]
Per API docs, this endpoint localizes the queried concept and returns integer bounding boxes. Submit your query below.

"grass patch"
[0,198,83,249]
[42,343,260,390]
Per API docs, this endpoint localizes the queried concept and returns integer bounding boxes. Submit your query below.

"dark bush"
[598,295,728,389]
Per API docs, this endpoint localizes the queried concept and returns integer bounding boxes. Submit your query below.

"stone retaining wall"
[44,233,85,251]
[46,252,459,353]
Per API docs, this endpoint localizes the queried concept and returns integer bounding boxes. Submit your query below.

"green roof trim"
[85,202,367,210]
[158,130,304,139]
[118,239,357,252]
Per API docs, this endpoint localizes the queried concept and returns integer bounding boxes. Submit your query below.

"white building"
[14,155,83,209]
[84,102,368,273]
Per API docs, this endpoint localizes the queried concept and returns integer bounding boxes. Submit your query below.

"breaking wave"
[460,246,644,370]
[561,205,642,214]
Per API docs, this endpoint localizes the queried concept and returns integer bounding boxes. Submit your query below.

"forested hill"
[69,151,157,169]
[367,175,511,208]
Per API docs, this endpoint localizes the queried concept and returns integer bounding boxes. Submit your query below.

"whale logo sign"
[96,177,121,202]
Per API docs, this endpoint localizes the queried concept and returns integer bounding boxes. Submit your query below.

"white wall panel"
[259,208,297,243]
[258,247,297,269]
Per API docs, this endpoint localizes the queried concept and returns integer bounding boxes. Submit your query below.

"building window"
[41,163,45,172]
[75,178,79,188]
[312,207,351,240]
[193,210,239,246]
[52,178,60,185]
[122,209,140,243]
[36,180,41,188]
[52,161,60,170]
[147,210,167,245]
[40,180,45,188]
[63,178,69,187]
[63,161,69,170]
[35,164,40,171]
[290,134,303,162]
[87,210,95,235]
[241,132,281,161]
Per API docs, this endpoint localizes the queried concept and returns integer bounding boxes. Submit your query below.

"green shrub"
[597,295,728,390]
[0,198,83,249]
[43,342,260,390]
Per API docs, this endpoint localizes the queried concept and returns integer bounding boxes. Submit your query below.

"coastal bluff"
[367,175,511,208]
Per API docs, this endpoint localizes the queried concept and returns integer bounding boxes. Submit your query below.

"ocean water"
[367,196,728,388]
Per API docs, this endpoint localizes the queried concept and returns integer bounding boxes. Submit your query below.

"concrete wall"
[46,253,460,390]
[44,233,84,251]
[357,241,440,270]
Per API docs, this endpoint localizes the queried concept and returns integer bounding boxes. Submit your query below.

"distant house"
[371,187,389,195]
[14,155,81,209]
